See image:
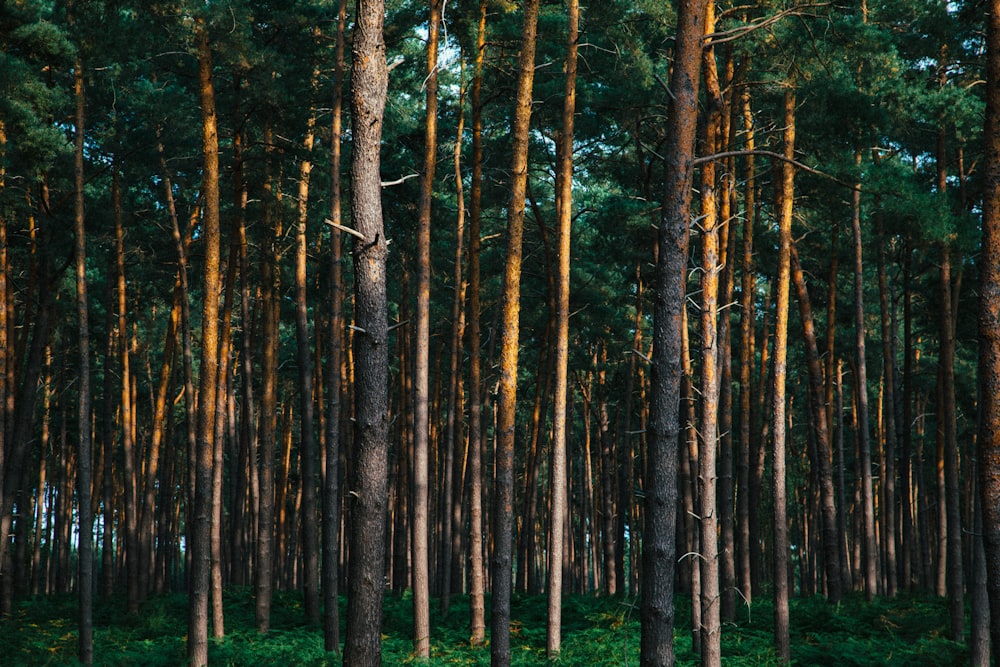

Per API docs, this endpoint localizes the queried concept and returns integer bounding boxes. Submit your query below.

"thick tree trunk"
[771,89,796,664]
[188,24,222,667]
[342,0,390,662]
[412,0,441,653]
[547,1,578,651]
[490,0,540,660]
[640,0,707,663]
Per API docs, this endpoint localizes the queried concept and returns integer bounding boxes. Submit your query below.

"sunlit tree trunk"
[412,0,441,653]
[640,0,707,662]
[342,0,390,661]
[770,89,795,664]
[188,23,222,667]
[547,0,577,653]
[491,0,540,659]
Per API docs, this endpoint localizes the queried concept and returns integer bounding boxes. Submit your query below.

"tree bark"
[490,0,540,660]
[72,54,94,666]
[547,1,578,652]
[771,89,795,664]
[323,0,347,652]
[466,0,488,644]
[188,23,222,667]
[640,0,707,663]
[412,0,441,654]
[342,0,390,661]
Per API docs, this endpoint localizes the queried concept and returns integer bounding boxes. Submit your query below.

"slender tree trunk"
[547,0,577,653]
[641,0,707,663]
[790,244,842,603]
[294,72,322,626]
[412,0,441,654]
[72,54,94,666]
[737,84,756,605]
[875,228,898,598]
[771,89,796,665]
[900,243,914,591]
[466,0,488,644]
[188,24,222,667]
[323,0,347,652]
[342,0,390,661]
[851,148,879,601]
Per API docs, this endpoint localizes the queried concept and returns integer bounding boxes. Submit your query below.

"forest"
[2,0,1000,665]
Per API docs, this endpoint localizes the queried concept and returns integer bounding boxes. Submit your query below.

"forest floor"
[0,586,967,665]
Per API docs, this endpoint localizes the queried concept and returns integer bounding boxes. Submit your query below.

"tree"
[547,0,578,656]
[491,0,541,661]
[641,0,708,663]
[188,20,223,667]
[342,0,390,661]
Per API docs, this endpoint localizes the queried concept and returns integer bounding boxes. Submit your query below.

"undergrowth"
[0,587,967,665]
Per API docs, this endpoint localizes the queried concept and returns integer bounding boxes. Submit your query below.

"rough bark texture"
[490,0,540,662]
[981,2,1000,651]
[640,0,707,663]
[342,0,389,662]
[188,24,222,667]
[547,0,577,655]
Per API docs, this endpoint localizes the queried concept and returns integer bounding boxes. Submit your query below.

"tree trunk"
[294,68,322,625]
[188,23,222,667]
[790,244,842,603]
[875,227,898,598]
[342,0,390,661]
[323,0,347,652]
[547,0,578,652]
[640,0,707,662]
[72,54,94,665]
[466,0,488,644]
[850,148,878,601]
[771,89,796,664]
[412,0,441,654]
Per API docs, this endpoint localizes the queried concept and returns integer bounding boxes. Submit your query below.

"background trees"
[0,0,994,664]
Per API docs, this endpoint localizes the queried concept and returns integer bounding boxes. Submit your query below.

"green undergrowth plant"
[0,588,969,665]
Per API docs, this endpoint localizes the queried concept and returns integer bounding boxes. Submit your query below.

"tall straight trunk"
[412,0,441,654]
[875,231,898,598]
[640,0,707,663]
[982,4,1000,645]
[440,59,468,614]
[342,0,390,662]
[112,167,140,615]
[547,1,577,653]
[294,73,321,626]
[490,0,540,660]
[972,467,991,666]
[790,244,842,602]
[680,309,701,656]
[188,25,222,667]
[697,7,724,662]
[256,124,280,633]
[0,130,6,604]
[72,55,94,666]
[737,84,756,605]
[771,89,795,664]
[323,0,347,652]
[466,0,488,644]
[900,243,914,591]
[851,148,879,601]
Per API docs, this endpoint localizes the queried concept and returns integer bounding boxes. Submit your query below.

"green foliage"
[0,590,971,666]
